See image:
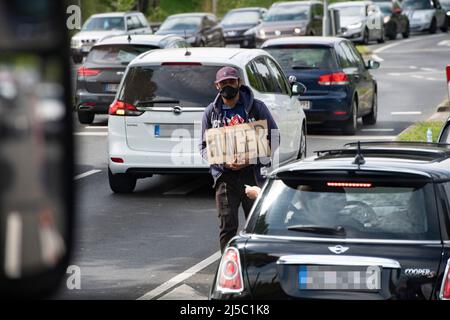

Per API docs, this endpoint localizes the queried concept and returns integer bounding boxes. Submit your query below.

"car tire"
[72,54,83,64]
[343,99,357,135]
[78,111,95,124]
[108,168,137,193]
[441,19,448,32]
[362,91,377,125]
[362,28,370,45]
[388,26,397,40]
[429,18,437,34]
[297,123,307,160]
[402,24,410,38]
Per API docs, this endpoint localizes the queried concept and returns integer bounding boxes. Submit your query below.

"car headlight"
[446,11,450,16]
[347,22,363,29]
[294,27,302,34]
[259,29,266,38]
[384,16,391,24]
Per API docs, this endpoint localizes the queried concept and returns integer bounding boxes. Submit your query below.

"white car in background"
[107,48,307,193]
[71,12,152,63]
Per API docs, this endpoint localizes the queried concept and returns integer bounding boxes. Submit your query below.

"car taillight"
[318,72,350,85]
[327,182,372,188]
[440,259,450,300]
[109,100,143,116]
[217,247,244,294]
[77,66,101,77]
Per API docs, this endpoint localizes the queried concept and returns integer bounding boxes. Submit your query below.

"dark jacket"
[199,85,279,187]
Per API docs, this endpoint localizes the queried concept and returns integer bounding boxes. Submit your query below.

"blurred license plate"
[299,101,310,110]
[226,44,240,48]
[104,83,119,93]
[298,265,381,290]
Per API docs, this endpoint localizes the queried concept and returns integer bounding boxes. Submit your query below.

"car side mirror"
[290,76,307,95]
[366,60,380,69]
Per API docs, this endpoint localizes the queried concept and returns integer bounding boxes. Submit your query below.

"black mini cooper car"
[210,141,450,300]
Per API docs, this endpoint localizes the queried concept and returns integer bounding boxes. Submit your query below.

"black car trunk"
[243,237,444,300]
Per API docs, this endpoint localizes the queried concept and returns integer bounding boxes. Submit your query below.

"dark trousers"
[215,167,257,252]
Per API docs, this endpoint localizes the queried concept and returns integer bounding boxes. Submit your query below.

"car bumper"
[339,28,364,41]
[76,90,115,114]
[300,91,352,125]
[409,21,431,31]
[224,35,255,48]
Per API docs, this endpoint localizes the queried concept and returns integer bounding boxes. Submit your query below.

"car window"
[82,17,125,31]
[439,122,450,143]
[264,3,311,22]
[334,5,366,18]
[402,0,433,10]
[249,178,440,240]
[86,45,158,65]
[252,58,279,93]
[339,42,359,68]
[346,42,366,69]
[118,65,236,108]
[159,16,202,31]
[131,15,144,29]
[264,46,338,71]
[335,43,353,68]
[246,60,266,92]
[443,183,450,221]
[265,57,291,95]
[221,10,261,25]
[126,16,137,30]
[137,14,149,27]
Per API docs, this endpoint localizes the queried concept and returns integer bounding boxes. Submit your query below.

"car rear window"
[87,45,159,65]
[264,46,338,71]
[118,65,231,107]
[248,177,440,240]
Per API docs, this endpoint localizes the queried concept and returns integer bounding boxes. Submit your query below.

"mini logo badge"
[172,106,182,115]
[328,245,349,254]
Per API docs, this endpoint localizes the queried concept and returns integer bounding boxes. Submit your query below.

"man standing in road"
[199,66,279,252]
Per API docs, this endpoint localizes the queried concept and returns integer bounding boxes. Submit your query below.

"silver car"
[330,1,385,44]
[402,0,448,33]
[71,12,152,63]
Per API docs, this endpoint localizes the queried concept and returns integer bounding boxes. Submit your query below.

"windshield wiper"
[287,225,346,236]
[292,65,319,70]
[136,99,180,105]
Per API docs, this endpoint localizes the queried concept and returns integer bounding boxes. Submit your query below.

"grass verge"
[396,120,445,143]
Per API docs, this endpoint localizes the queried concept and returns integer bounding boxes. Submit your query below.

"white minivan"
[108,48,307,193]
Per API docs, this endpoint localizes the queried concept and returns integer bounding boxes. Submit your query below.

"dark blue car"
[262,37,380,134]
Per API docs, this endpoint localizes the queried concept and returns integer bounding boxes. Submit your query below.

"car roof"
[129,47,268,67]
[271,141,450,180]
[227,7,266,12]
[272,1,323,6]
[167,12,212,18]
[262,36,345,47]
[95,34,182,47]
[329,1,373,7]
[90,12,139,18]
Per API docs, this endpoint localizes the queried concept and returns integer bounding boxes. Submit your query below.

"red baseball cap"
[215,66,239,84]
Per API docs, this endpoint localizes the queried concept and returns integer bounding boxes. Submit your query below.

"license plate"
[226,44,241,48]
[298,265,381,290]
[104,83,119,93]
[299,101,311,110]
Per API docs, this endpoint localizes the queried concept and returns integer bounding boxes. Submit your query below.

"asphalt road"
[54,32,450,300]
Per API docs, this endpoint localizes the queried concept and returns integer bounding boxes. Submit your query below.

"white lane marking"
[163,178,208,196]
[438,40,450,47]
[5,212,22,279]
[371,54,384,62]
[391,111,422,115]
[409,66,418,69]
[372,33,448,54]
[308,135,396,140]
[137,251,221,300]
[74,169,102,181]
[420,67,437,72]
[361,128,395,132]
[158,284,207,300]
[411,75,424,79]
[74,132,108,136]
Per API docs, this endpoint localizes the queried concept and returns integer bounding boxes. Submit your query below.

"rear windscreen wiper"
[287,225,346,236]
[291,66,319,70]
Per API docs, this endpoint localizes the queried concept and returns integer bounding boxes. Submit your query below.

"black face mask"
[220,85,239,100]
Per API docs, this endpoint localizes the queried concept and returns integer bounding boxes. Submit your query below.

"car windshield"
[402,0,433,10]
[118,65,229,107]
[82,17,125,31]
[221,10,261,25]
[87,45,159,65]
[440,123,450,143]
[264,46,338,71]
[248,178,440,240]
[334,5,366,17]
[378,3,393,14]
[159,16,202,31]
[264,4,310,22]
[441,0,450,8]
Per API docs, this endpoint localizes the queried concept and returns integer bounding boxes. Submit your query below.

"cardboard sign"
[205,120,270,165]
